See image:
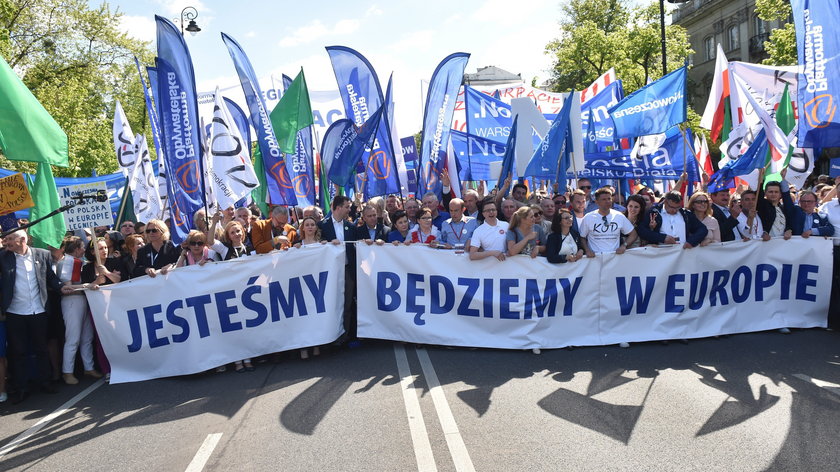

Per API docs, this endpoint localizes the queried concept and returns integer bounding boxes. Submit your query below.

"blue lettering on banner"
[376,272,584,325]
[616,264,819,316]
[125,272,329,352]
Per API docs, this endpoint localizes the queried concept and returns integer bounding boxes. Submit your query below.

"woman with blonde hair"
[176,230,218,267]
[132,219,180,278]
[687,192,720,245]
[506,206,545,258]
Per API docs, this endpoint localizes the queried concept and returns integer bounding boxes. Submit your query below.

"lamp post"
[178,6,201,37]
[659,0,690,76]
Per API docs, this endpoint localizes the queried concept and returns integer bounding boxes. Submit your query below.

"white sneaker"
[0,392,7,403]
[779,328,791,334]
[619,342,630,348]
[531,348,541,355]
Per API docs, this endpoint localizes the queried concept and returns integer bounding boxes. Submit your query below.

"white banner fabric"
[357,239,831,349]
[86,245,346,383]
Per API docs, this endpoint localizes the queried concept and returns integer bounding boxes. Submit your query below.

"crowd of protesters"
[1,167,838,405]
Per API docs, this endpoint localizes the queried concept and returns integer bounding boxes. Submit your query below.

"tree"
[545,0,692,94]
[0,0,154,177]
[755,0,796,66]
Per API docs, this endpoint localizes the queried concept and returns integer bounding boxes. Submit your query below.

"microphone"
[69,190,108,202]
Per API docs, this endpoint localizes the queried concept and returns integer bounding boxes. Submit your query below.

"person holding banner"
[579,187,638,256]
[117,234,145,281]
[407,209,441,245]
[355,205,389,244]
[710,190,742,242]
[545,209,583,264]
[687,192,721,246]
[387,211,412,244]
[295,217,336,248]
[637,191,708,249]
[622,195,648,250]
[757,171,795,240]
[440,198,476,250]
[175,230,217,267]
[319,195,359,345]
[468,199,508,262]
[793,191,833,238]
[81,238,121,380]
[56,237,97,385]
[737,190,769,241]
[209,220,254,261]
[506,206,545,258]
[133,219,180,278]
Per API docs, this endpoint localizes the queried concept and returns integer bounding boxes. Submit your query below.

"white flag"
[732,74,793,174]
[113,101,136,176]
[129,135,163,222]
[208,89,260,210]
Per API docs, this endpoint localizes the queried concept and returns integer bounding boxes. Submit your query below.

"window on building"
[754,15,767,36]
[704,36,715,61]
[728,25,740,51]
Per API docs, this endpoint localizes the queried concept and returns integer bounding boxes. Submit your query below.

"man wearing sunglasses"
[637,191,708,249]
[579,187,637,257]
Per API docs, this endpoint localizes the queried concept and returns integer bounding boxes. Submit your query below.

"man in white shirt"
[737,190,770,241]
[1,230,74,404]
[468,201,508,261]
[579,187,637,256]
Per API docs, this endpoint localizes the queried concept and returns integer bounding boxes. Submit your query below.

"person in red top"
[407,209,441,245]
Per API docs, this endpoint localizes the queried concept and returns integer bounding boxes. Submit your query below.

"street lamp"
[659,0,690,76]
[179,6,201,37]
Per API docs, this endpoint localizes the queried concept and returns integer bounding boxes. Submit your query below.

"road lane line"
[185,433,223,472]
[415,347,475,472]
[793,374,840,397]
[0,378,105,460]
[394,344,438,472]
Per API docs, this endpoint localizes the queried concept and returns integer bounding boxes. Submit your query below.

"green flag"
[720,97,732,144]
[269,68,313,154]
[28,162,66,249]
[0,55,69,167]
[765,84,796,183]
[115,184,137,228]
[251,145,269,217]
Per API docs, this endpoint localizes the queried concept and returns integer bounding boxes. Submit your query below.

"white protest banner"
[357,239,831,349]
[598,239,830,344]
[357,244,602,349]
[85,244,346,384]
[58,182,113,230]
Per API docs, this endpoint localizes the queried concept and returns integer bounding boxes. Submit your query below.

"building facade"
[672,0,788,111]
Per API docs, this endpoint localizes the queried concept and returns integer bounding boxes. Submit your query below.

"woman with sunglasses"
[687,192,720,246]
[132,219,180,278]
[545,209,583,263]
[176,230,217,267]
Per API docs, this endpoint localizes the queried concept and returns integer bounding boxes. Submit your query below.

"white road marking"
[0,379,105,460]
[393,345,438,472]
[184,433,223,472]
[416,347,476,472]
[792,374,840,397]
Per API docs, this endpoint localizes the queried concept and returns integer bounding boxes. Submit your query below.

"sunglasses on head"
[145,228,160,234]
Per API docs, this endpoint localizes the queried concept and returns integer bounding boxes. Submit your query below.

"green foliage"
[755,0,796,66]
[545,0,693,94]
[0,0,154,177]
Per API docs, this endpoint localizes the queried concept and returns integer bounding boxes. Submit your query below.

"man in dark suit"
[355,204,389,242]
[792,190,834,238]
[318,196,359,345]
[710,189,741,242]
[1,230,73,404]
[637,191,708,248]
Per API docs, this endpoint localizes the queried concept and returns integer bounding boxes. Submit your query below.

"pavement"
[0,329,838,471]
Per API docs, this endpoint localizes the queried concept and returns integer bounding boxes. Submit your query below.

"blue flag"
[581,80,628,160]
[496,116,518,189]
[792,0,840,147]
[154,16,205,244]
[134,57,165,170]
[280,75,316,207]
[524,93,574,178]
[608,66,687,138]
[708,128,768,191]
[325,46,399,199]
[464,85,511,143]
[419,52,470,197]
[221,33,297,206]
[326,106,384,188]
[577,125,693,179]
[450,130,505,183]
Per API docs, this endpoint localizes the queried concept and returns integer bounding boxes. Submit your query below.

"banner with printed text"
[357,239,830,349]
[86,245,346,384]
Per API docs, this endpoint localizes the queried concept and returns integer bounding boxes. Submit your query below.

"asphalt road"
[1,329,839,471]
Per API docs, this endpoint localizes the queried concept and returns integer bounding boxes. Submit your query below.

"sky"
[106,0,563,134]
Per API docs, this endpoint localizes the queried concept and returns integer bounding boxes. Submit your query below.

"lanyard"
[448,221,466,242]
